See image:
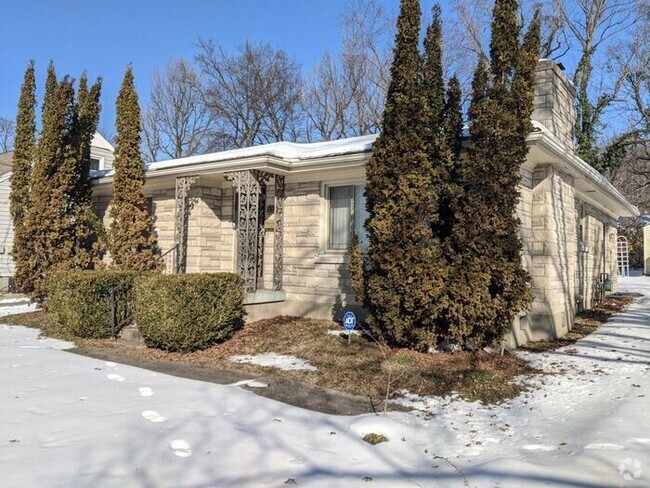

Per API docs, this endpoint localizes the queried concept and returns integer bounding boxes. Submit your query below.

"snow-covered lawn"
[1,276,649,487]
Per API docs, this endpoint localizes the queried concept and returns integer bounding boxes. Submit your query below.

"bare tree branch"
[195,40,303,148]
[0,117,15,152]
[142,58,213,161]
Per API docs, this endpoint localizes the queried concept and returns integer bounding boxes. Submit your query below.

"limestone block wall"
[533,60,577,151]
[518,165,577,344]
[91,184,232,273]
[280,180,357,320]
[517,167,534,271]
[577,202,618,309]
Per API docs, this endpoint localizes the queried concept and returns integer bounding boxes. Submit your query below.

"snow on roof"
[93,134,378,179]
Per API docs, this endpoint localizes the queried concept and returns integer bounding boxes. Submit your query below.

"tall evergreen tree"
[437,75,464,249]
[442,61,497,342]
[364,0,446,349]
[444,1,539,345]
[422,4,447,240]
[22,75,77,301]
[11,62,37,294]
[18,66,104,301]
[109,66,161,271]
[422,5,445,133]
[69,73,104,268]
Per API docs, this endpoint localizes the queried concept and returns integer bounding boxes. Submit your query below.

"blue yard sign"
[343,311,356,331]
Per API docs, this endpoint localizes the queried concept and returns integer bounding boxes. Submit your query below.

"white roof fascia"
[528,121,639,218]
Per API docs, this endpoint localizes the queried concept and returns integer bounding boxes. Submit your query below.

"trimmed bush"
[48,270,137,338]
[134,273,246,352]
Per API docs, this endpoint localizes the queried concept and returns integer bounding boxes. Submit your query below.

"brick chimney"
[532,59,576,151]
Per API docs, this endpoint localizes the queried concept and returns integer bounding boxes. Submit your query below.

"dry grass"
[521,294,637,352]
[3,312,534,406]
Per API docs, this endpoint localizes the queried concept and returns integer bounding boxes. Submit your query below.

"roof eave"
[526,129,639,219]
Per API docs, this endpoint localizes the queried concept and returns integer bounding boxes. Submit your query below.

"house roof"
[0,151,13,175]
[1,131,113,182]
[91,123,638,219]
[91,132,114,152]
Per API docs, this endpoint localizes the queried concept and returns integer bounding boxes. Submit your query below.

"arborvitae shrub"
[109,66,161,271]
[134,273,246,352]
[48,270,137,338]
[11,61,37,295]
[364,0,446,350]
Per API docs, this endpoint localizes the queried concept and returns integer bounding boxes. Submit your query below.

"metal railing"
[109,244,178,339]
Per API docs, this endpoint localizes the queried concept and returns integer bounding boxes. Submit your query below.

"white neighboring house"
[0,132,114,291]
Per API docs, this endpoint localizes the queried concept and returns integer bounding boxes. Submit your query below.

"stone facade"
[533,60,577,151]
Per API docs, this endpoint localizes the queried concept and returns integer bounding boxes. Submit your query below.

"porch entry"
[171,172,285,293]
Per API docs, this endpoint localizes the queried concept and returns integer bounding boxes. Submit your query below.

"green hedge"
[134,273,246,352]
[48,270,137,338]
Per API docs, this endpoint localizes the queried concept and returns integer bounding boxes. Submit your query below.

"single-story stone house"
[91,60,638,346]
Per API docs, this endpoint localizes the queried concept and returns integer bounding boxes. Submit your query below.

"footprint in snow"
[169,439,192,457]
[631,438,650,445]
[142,410,167,423]
[107,374,125,382]
[138,387,154,397]
[584,443,625,450]
[523,444,558,452]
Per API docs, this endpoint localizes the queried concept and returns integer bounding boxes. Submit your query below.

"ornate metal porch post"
[224,170,270,291]
[174,176,197,274]
[273,175,285,291]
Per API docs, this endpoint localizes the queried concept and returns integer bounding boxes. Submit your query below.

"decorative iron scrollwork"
[224,170,284,292]
[174,176,197,274]
[273,175,285,291]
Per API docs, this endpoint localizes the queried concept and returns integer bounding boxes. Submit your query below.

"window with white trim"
[327,184,368,251]
[89,157,102,171]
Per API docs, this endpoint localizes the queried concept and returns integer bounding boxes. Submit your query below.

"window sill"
[314,252,348,265]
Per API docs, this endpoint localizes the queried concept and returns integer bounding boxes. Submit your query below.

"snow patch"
[142,410,167,423]
[230,353,317,372]
[231,379,269,388]
[106,374,125,382]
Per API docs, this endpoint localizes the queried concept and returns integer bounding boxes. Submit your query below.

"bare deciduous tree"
[304,0,393,141]
[0,117,15,152]
[142,59,212,161]
[555,0,641,167]
[195,40,303,148]
[445,0,570,90]
[605,14,650,210]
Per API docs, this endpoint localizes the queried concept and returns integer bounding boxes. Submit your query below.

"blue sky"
[0,0,407,137]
